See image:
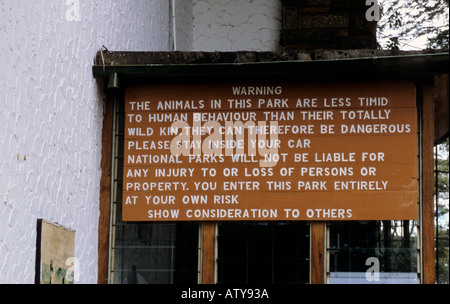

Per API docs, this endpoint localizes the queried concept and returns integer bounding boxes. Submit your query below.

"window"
[217,222,310,284]
[108,97,199,284]
[327,221,419,283]
[111,221,199,284]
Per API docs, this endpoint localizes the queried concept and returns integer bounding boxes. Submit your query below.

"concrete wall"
[0,0,173,283]
[192,0,282,51]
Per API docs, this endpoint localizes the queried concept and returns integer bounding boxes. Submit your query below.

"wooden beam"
[421,84,435,284]
[201,222,216,284]
[310,222,325,284]
[97,92,114,284]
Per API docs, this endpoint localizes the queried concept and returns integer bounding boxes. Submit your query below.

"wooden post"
[421,84,435,284]
[201,222,216,284]
[310,222,325,284]
[97,92,114,284]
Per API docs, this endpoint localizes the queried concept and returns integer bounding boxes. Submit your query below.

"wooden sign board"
[123,81,417,221]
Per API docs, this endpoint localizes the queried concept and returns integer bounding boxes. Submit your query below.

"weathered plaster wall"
[172,0,194,51]
[192,0,282,51]
[0,0,172,283]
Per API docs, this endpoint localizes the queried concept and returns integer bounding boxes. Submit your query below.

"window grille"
[108,95,199,284]
[217,222,310,284]
[326,220,419,284]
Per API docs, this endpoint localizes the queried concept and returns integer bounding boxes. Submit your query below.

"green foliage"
[436,224,449,283]
[435,138,449,284]
[377,0,449,50]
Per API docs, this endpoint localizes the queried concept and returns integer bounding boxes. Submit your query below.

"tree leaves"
[377,0,449,49]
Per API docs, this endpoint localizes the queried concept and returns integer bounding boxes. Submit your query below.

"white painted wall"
[0,0,173,283]
[192,0,282,51]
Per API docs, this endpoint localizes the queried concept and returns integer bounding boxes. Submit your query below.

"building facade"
[1,0,448,284]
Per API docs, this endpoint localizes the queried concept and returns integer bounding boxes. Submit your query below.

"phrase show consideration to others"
[122,81,418,222]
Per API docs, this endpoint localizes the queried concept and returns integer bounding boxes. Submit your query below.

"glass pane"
[217,222,309,284]
[110,98,199,284]
[112,220,199,284]
[328,221,418,284]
